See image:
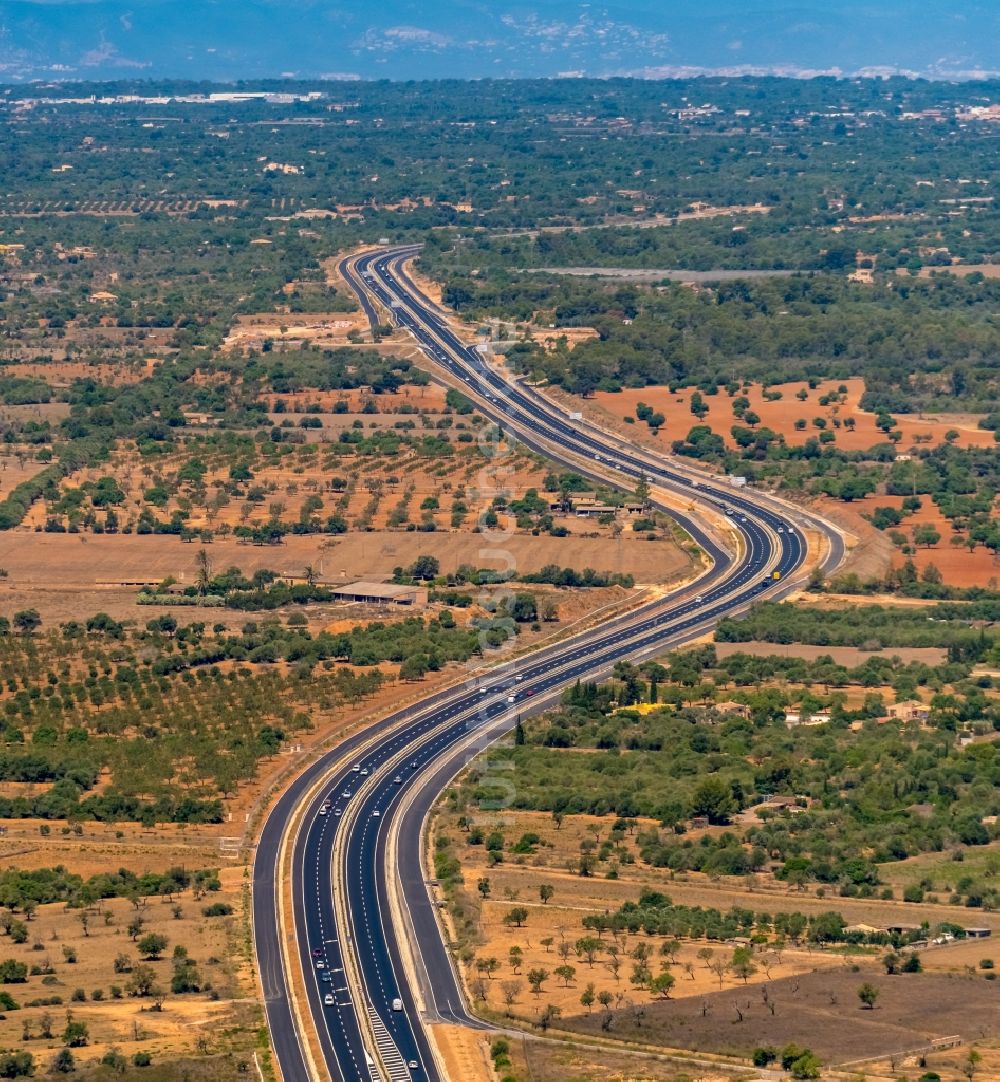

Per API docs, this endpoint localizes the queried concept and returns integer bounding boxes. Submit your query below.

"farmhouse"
[328,581,429,607]
[886,699,930,723]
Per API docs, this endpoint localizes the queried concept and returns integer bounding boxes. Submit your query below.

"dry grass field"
[0,852,256,1077]
[436,805,1000,1077]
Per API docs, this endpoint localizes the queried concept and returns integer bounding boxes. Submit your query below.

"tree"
[50,1050,75,1074]
[575,936,602,967]
[499,980,520,1014]
[476,877,491,899]
[508,946,523,974]
[580,983,596,1012]
[914,524,941,548]
[526,968,549,995]
[12,610,39,635]
[857,982,879,1010]
[554,964,576,987]
[62,1018,88,1048]
[539,884,554,905]
[194,548,212,596]
[539,1003,561,1031]
[503,907,528,929]
[963,1049,982,1080]
[690,776,736,824]
[649,970,675,999]
[730,946,757,984]
[408,555,439,581]
[126,964,158,998]
[137,933,168,960]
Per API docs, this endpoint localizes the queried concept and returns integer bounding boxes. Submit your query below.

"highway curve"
[252,246,845,1082]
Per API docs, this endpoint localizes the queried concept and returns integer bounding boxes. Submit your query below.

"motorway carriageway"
[252,246,842,1082]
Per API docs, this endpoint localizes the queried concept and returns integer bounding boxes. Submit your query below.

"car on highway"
[360,768,369,776]
[506,694,515,703]
[408,1061,419,1071]
[391,998,403,1012]
[352,764,361,773]
[342,791,351,799]
[393,775,403,784]
[316,961,325,969]
[311,948,322,958]
[409,760,418,769]
[694,595,703,603]
[320,972,332,983]
[324,993,335,1006]
[371,809,380,818]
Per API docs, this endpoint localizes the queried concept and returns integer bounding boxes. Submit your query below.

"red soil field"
[593,377,994,454]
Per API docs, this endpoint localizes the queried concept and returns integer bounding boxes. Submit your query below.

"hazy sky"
[2,1,998,82]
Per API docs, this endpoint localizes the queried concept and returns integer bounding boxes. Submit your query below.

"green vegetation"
[455,651,1000,900]
[0,606,504,823]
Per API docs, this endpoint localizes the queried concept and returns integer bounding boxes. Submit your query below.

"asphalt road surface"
[252,246,845,1082]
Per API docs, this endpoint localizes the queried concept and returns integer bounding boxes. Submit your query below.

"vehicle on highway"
[352,764,361,773]
[360,768,369,776]
[324,993,335,1006]
[316,961,325,969]
[342,791,351,799]
[321,972,332,983]
[391,998,403,1012]
[311,948,322,958]
[694,595,703,603]
[506,694,515,703]
[371,809,381,818]
[409,760,418,769]
[408,1060,419,1071]
[393,775,402,784]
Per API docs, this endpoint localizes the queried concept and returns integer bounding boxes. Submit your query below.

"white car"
[352,764,361,773]
[392,998,403,1012]
[506,694,515,704]
[371,809,381,818]
[324,993,335,1005]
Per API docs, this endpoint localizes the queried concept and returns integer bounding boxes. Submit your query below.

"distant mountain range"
[1,0,998,83]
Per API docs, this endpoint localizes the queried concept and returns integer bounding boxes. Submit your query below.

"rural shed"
[329,581,429,606]
[964,927,992,939]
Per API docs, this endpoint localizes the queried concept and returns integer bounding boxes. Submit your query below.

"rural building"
[784,711,832,728]
[328,581,428,607]
[756,795,807,814]
[965,927,992,939]
[713,700,751,719]
[886,699,930,723]
[846,923,882,936]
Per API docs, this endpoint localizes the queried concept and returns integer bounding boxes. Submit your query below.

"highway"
[252,245,844,1082]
